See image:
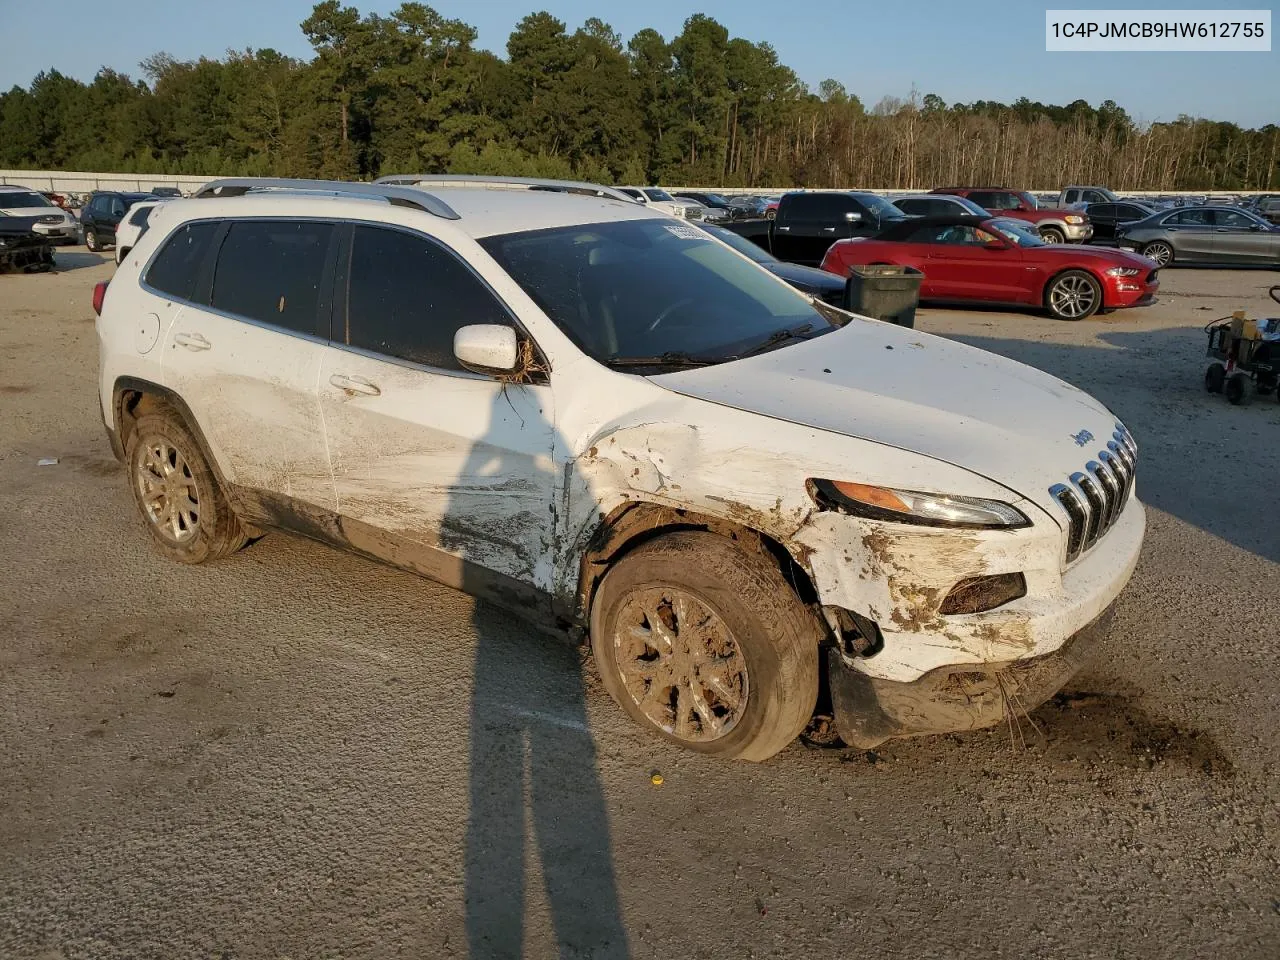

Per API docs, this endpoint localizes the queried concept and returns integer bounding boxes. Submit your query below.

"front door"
[920,224,1028,302]
[317,223,559,595]
[1210,209,1276,264]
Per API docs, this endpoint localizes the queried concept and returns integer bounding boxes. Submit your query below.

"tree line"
[1,1,1277,191]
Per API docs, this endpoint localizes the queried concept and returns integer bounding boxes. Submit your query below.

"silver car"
[1118,205,1280,267]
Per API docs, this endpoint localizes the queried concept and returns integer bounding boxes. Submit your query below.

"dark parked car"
[1080,200,1160,242]
[149,186,182,198]
[699,223,846,304]
[672,191,737,221]
[723,191,907,265]
[1117,205,1280,267]
[0,216,55,272]
[893,194,989,217]
[1254,197,1280,225]
[727,195,769,218]
[80,190,155,252]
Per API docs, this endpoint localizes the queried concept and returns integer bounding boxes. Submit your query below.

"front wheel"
[1205,362,1226,393]
[84,227,100,252]
[1143,241,1173,267]
[1040,226,1066,244]
[590,531,820,761]
[1046,270,1103,320]
[765,209,777,221]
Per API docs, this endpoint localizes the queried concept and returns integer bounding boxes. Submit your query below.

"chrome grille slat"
[1050,423,1138,564]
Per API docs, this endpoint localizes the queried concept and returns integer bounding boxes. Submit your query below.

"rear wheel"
[1204,362,1226,393]
[1142,241,1173,266]
[1045,270,1102,320]
[1224,372,1249,405]
[125,411,249,563]
[1040,226,1066,244]
[765,208,777,221]
[590,531,820,761]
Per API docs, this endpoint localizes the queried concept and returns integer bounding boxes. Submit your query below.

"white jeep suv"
[95,177,1145,761]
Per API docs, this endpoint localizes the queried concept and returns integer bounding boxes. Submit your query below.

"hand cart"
[1203,285,1280,405]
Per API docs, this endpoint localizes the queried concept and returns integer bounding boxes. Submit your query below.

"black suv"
[81,191,154,252]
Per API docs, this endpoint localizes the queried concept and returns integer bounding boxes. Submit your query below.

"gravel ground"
[1,250,1278,960]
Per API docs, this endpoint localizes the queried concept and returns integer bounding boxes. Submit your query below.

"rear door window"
[1090,203,1116,220]
[341,224,513,372]
[210,220,335,336]
[144,221,220,303]
[1165,210,1211,226]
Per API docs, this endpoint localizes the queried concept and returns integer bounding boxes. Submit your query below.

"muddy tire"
[84,227,100,252]
[589,531,820,761]
[125,411,249,564]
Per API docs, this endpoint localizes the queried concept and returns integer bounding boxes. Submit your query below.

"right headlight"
[808,479,1029,529]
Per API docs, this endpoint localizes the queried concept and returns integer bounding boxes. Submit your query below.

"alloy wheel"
[1144,242,1172,266]
[1049,274,1098,319]
[612,587,749,743]
[135,440,201,543]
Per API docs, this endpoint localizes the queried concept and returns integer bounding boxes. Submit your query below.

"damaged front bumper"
[828,601,1116,749]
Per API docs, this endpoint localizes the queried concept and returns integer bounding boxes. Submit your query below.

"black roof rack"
[193,178,460,220]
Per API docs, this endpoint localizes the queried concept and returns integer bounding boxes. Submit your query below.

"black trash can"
[843,264,924,328]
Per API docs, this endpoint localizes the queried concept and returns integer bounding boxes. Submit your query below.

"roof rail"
[193,177,460,220]
[374,173,634,205]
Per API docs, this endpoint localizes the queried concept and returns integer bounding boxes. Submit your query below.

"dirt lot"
[1,250,1278,960]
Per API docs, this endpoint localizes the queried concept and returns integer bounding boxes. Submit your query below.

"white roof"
[160,185,661,239]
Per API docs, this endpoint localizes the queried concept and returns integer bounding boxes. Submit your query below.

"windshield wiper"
[604,351,721,369]
[738,323,815,358]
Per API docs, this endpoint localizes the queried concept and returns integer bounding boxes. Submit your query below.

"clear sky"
[1,0,1276,128]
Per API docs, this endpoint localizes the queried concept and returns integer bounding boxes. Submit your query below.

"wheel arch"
[572,500,820,626]
[111,377,230,490]
[1040,264,1105,308]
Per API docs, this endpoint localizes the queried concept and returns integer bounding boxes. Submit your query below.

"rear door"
[317,222,558,593]
[158,218,338,511]
[105,196,128,241]
[1162,209,1216,260]
[1210,209,1276,264]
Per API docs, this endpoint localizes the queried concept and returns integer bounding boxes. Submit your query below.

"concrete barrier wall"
[0,169,1245,199]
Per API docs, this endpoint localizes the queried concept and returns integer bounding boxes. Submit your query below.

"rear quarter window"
[144,221,220,302]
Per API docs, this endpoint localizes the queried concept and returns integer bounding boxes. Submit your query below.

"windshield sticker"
[663,223,710,241]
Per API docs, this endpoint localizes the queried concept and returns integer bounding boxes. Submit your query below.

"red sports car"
[821,215,1159,320]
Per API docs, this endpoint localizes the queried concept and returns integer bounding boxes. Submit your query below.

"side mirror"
[844,211,863,223]
[454,324,519,374]
[983,239,1005,250]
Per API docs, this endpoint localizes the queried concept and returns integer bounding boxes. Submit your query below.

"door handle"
[173,332,211,351]
[329,374,381,397]
[822,226,837,232]
[777,225,790,231]
[1214,228,1230,233]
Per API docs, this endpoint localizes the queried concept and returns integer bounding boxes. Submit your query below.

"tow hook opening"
[823,606,884,659]
[939,572,1027,615]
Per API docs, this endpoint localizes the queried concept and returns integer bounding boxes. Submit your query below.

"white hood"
[650,319,1126,517]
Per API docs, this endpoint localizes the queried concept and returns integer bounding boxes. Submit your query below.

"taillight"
[92,280,109,316]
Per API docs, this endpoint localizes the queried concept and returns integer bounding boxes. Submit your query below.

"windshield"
[857,194,906,221]
[480,219,839,369]
[702,194,731,206]
[700,224,776,263]
[989,218,1046,247]
[644,188,674,202]
[0,191,55,209]
[1018,192,1039,210]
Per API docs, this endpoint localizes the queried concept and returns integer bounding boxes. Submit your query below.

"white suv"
[95,177,1145,761]
[617,186,704,219]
